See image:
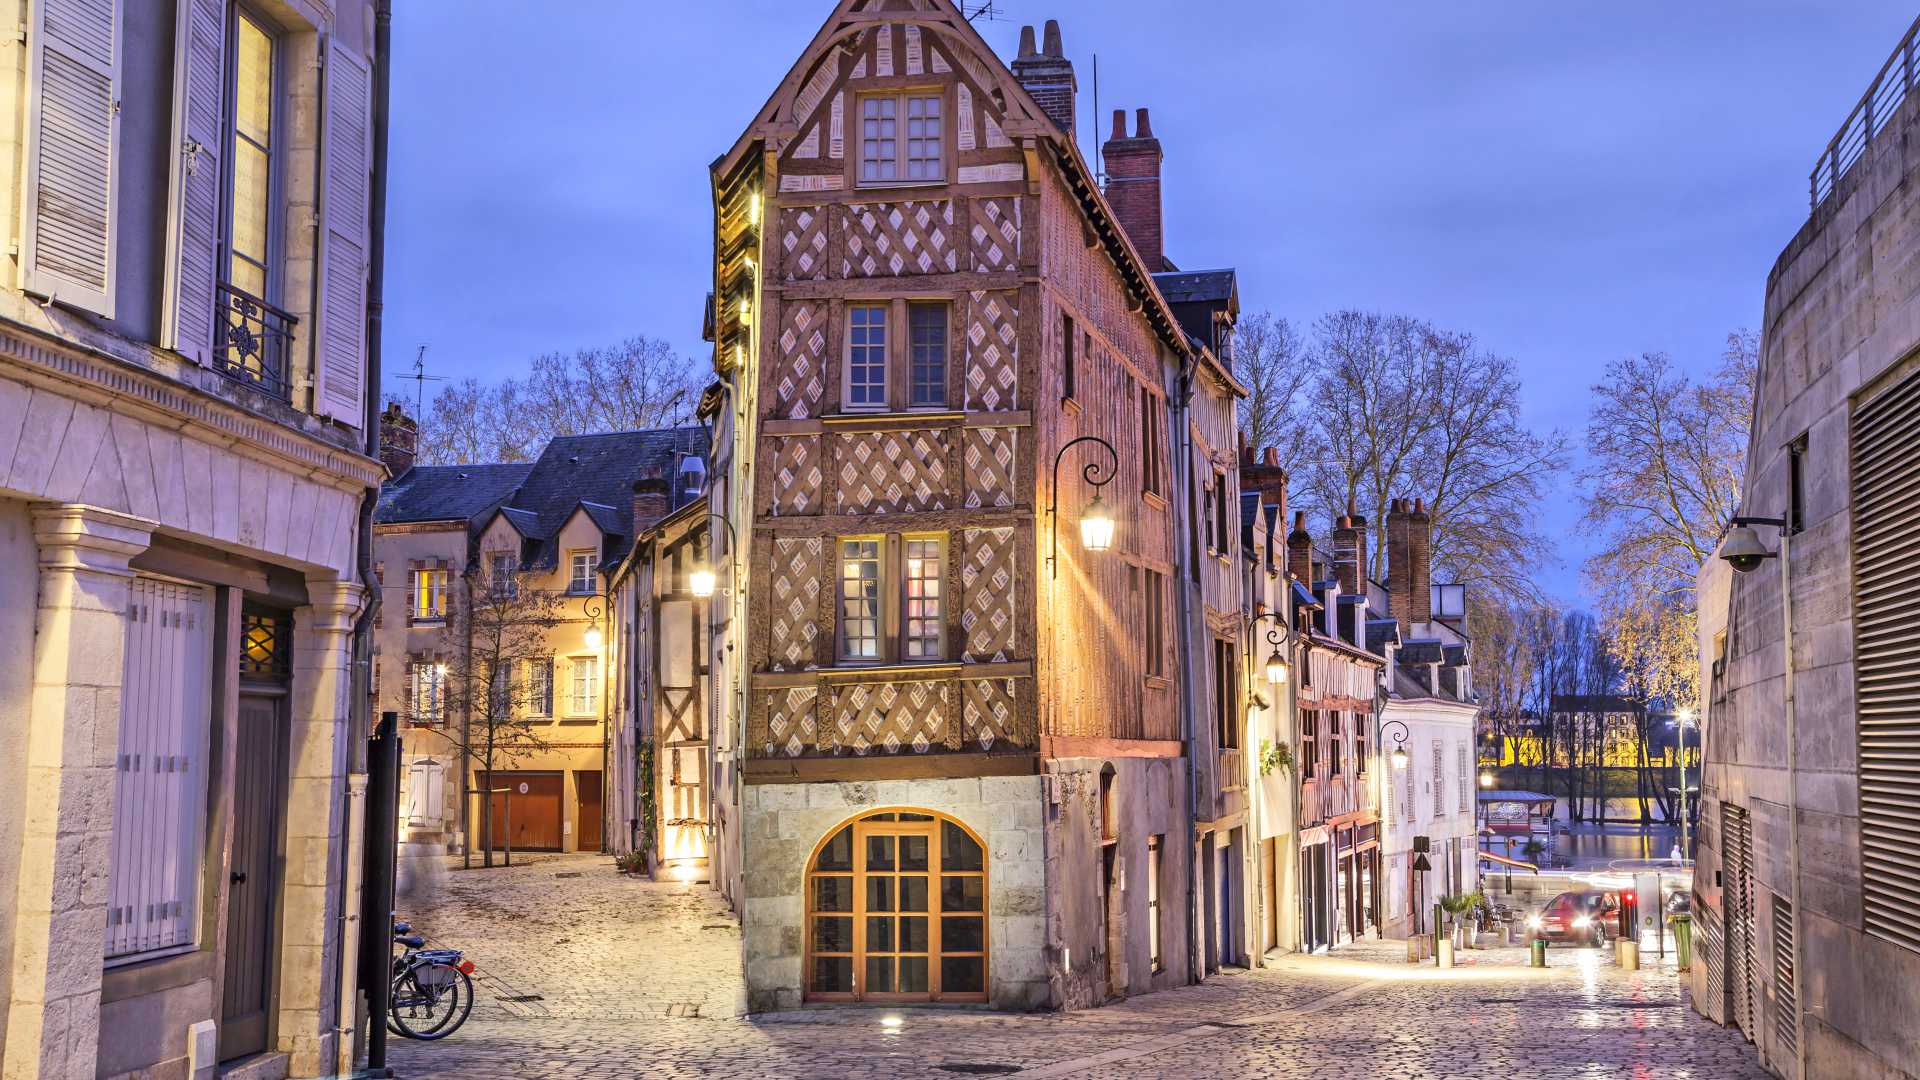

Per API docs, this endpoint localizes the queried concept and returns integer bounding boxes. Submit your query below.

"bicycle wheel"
[389,963,473,1041]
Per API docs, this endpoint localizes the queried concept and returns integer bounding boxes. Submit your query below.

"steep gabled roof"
[498,428,710,569]
[376,463,533,526]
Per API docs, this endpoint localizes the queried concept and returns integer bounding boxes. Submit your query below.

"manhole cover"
[936,1067,1020,1076]
[500,995,544,1003]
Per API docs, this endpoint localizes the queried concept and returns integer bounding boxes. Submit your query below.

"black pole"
[361,712,402,1072]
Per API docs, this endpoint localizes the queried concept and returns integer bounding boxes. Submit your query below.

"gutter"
[338,1,392,1071]
[1169,349,1202,983]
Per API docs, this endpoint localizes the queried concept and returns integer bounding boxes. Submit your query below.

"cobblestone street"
[384,854,1767,1079]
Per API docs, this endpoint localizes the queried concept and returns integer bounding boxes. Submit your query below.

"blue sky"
[381,1,1917,602]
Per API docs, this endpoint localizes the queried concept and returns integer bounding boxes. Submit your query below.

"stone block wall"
[740,775,1047,1011]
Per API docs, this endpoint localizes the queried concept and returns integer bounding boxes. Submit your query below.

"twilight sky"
[381,1,1917,603]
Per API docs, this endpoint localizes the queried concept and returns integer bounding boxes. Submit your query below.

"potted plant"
[1441,891,1485,948]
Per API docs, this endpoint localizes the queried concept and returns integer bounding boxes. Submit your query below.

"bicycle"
[387,921,475,1040]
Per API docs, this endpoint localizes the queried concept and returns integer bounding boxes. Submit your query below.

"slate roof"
[1366,618,1401,653]
[1153,269,1237,305]
[375,463,534,525]
[499,428,709,569]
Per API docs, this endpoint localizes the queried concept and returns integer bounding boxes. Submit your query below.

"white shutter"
[314,37,371,426]
[106,578,211,961]
[20,0,121,316]
[160,0,225,363]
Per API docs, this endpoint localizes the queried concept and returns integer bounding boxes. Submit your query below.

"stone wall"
[740,775,1047,1011]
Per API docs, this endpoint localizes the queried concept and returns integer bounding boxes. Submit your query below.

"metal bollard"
[1530,938,1547,968]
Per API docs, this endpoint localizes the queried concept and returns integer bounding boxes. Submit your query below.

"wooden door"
[486,772,563,851]
[221,692,285,1061]
[575,770,603,852]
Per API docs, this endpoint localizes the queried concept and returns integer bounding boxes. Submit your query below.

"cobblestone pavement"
[385,860,1768,1079]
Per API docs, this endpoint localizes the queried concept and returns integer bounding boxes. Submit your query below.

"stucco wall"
[740,776,1048,1012]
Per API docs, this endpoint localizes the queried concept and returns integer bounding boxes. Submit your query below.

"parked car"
[1526,889,1621,947]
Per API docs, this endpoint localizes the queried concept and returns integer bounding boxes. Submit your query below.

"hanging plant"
[1258,739,1294,777]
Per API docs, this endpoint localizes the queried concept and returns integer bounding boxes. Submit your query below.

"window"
[1147,835,1164,973]
[569,656,600,716]
[569,551,598,595]
[848,305,888,409]
[527,658,554,716]
[1140,386,1163,497]
[487,662,514,718]
[1213,473,1232,555]
[806,811,986,1002]
[1214,638,1239,750]
[860,94,943,184]
[1788,434,1808,534]
[412,567,447,622]
[1188,463,1202,581]
[489,553,517,599]
[909,303,948,407]
[1061,313,1076,400]
[223,8,277,301]
[1144,570,1166,677]
[838,535,949,665]
[106,579,212,963]
[1356,714,1368,776]
[902,538,945,660]
[1329,710,1344,776]
[409,658,446,726]
[839,539,883,661]
[1458,742,1470,814]
[1432,738,1446,820]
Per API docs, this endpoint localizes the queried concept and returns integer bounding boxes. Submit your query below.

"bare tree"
[1581,331,1755,707]
[415,335,703,465]
[421,565,567,868]
[1233,311,1315,472]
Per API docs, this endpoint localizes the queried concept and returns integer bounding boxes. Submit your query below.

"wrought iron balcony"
[215,282,297,402]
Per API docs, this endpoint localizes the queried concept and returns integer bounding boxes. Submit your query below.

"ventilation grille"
[1773,896,1797,1055]
[1852,364,1920,954]
[1723,803,1758,1041]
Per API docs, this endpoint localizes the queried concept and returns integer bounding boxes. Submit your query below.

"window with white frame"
[847,305,888,409]
[569,656,600,716]
[410,658,446,725]
[838,539,883,661]
[527,657,553,716]
[413,566,448,622]
[569,551,598,595]
[487,661,514,719]
[223,7,278,302]
[909,302,947,407]
[836,535,949,665]
[489,552,517,598]
[1432,738,1446,820]
[902,538,945,660]
[860,93,943,184]
[106,579,212,963]
[1458,741,1470,814]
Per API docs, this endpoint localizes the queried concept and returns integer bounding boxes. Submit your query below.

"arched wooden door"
[806,811,987,1003]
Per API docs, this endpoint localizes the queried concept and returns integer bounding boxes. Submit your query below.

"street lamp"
[1250,611,1290,685]
[1382,719,1411,770]
[1046,436,1120,577]
[1673,707,1696,863]
[685,513,742,599]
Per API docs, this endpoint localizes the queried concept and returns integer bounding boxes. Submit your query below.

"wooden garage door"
[483,772,563,852]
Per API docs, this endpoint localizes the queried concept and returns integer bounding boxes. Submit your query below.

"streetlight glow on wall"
[684,513,742,600]
[1250,611,1290,685]
[1382,719,1412,770]
[1046,436,1120,577]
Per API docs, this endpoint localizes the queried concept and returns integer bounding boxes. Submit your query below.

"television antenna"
[396,344,445,416]
[964,2,1004,21]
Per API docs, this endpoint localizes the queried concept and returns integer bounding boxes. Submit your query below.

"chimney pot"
[1263,447,1279,467]
[1135,107,1153,139]
[1018,24,1037,58]
[1012,21,1077,133]
[1043,19,1063,57]
[1102,104,1168,270]
[1111,108,1127,140]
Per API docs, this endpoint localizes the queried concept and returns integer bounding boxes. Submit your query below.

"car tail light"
[458,960,475,974]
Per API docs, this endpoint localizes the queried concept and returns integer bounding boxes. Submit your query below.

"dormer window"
[569,551,598,595]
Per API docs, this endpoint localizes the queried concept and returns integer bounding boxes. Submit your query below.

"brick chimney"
[1286,510,1313,585]
[633,469,671,535]
[1386,498,1434,635]
[1012,20,1076,135]
[1103,108,1169,272]
[1349,500,1370,591]
[379,401,417,478]
[1332,512,1360,594]
[1409,497,1433,626]
[1238,446,1288,516]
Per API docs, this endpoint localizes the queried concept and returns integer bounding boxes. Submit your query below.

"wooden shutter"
[20,0,121,316]
[314,37,371,425]
[1772,895,1797,1055]
[1852,364,1920,953]
[106,578,211,960]
[161,0,225,363]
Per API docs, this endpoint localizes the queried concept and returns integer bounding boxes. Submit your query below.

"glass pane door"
[857,821,934,999]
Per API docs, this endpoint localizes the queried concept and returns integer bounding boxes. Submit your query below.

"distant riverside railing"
[1812,14,1920,211]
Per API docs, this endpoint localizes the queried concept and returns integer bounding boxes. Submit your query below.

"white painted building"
[0,1,386,1077]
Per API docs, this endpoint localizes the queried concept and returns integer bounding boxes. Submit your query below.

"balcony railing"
[215,282,297,402]
[1812,15,1920,211]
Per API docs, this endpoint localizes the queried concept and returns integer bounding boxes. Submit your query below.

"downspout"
[1781,529,1805,1080]
[338,1,391,1072]
[1170,350,1202,983]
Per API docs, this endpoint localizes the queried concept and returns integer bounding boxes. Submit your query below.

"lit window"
[839,540,882,661]
[569,552,598,595]
[527,658,553,716]
[225,9,276,300]
[909,304,947,407]
[410,659,445,725]
[860,94,944,185]
[413,568,448,621]
[570,656,600,716]
[848,305,888,409]
[903,538,944,661]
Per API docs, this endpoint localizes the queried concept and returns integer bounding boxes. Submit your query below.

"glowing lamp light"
[1480,770,1495,788]
[1264,648,1289,685]
[584,626,603,651]
[1079,493,1116,552]
[690,568,718,599]
[1391,745,1410,771]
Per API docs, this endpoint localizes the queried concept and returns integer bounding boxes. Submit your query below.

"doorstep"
[217,1051,289,1080]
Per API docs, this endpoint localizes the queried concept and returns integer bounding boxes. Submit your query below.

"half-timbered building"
[707,1,1223,1011]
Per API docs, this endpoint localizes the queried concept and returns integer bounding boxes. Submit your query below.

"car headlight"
[1572,915,1591,929]
[1527,915,1542,929]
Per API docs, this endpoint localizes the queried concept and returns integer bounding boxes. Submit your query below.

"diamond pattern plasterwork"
[959,527,1016,662]
[963,427,1015,510]
[964,289,1019,411]
[769,435,822,517]
[773,301,828,419]
[840,201,958,278]
[768,686,819,758]
[970,197,1021,272]
[768,537,824,672]
[828,680,949,756]
[963,678,1021,751]
[781,207,830,282]
[833,429,948,515]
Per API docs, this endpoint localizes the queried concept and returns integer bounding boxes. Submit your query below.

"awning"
[1478,849,1539,873]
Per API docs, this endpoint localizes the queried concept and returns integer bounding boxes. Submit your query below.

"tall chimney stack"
[1349,499,1370,593]
[1287,511,1314,586]
[1103,107,1169,272]
[1012,20,1076,135]
[633,469,671,535]
[1409,497,1433,627]
[379,401,417,478]
[1387,499,1414,636]
[1332,513,1360,594]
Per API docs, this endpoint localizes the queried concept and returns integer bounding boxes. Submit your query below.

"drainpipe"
[338,0,392,1072]
[1781,529,1805,1080]
[1170,351,1202,983]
